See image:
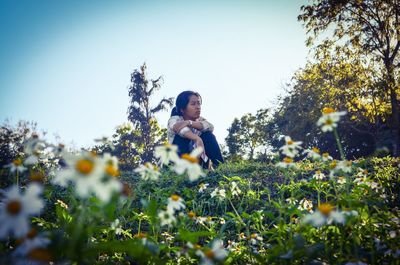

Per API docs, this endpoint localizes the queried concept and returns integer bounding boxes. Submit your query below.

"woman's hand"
[173,120,191,133]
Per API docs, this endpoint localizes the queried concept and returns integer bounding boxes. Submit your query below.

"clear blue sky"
[0,0,309,148]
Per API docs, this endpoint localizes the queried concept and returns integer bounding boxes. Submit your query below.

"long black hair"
[170,90,201,117]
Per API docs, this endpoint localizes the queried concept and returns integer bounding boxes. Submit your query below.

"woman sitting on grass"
[168,90,224,169]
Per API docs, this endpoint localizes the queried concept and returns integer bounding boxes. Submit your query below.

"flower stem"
[333,128,345,160]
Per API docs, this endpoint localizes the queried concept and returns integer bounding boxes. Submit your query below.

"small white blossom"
[317,108,346,132]
[158,209,176,227]
[198,183,209,193]
[279,136,303,158]
[230,181,242,197]
[155,143,180,166]
[210,187,226,201]
[312,170,326,180]
[298,198,314,213]
[173,147,205,181]
[0,184,44,239]
[134,162,161,181]
[167,194,186,212]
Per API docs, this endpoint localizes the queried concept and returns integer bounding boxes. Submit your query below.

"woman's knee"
[200,131,216,142]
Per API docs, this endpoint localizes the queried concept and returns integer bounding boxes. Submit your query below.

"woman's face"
[181,95,201,120]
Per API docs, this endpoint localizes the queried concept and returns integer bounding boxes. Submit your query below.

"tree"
[267,47,392,158]
[127,63,173,164]
[299,0,400,155]
[225,109,271,160]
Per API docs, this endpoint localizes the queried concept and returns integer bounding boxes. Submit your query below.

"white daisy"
[276,157,296,169]
[312,170,326,180]
[0,183,44,239]
[154,143,180,166]
[198,183,209,193]
[158,209,176,227]
[230,181,242,197]
[197,239,228,265]
[210,187,226,201]
[167,194,186,212]
[298,198,314,213]
[53,151,121,203]
[317,107,346,132]
[279,136,303,158]
[303,147,321,160]
[173,147,205,181]
[134,162,161,181]
[5,158,27,174]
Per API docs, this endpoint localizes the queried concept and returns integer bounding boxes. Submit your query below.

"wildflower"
[23,136,46,166]
[195,216,207,225]
[110,219,123,235]
[53,151,121,203]
[173,147,205,181]
[321,152,333,161]
[279,136,302,158]
[12,229,50,259]
[302,203,348,227]
[230,181,242,197]
[312,170,326,180]
[167,194,186,212]
[298,198,314,213]
[337,176,346,185]
[161,232,174,242]
[158,209,176,227]
[303,147,321,160]
[285,197,298,205]
[248,233,263,245]
[219,218,226,225]
[210,187,226,201]
[188,211,196,219]
[317,107,346,132]
[154,143,180,166]
[5,158,27,174]
[134,162,160,181]
[0,184,44,239]
[197,239,228,265]
[198,183,209,193]
[276,157,296,169]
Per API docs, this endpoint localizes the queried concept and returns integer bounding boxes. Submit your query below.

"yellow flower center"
[145,162,158,171]
[330,160,337,169]
[312,147,320,153]
[134,232,147,238]
[7,200,22,215]
[188,211,196,219]
[28,248,52,262]
[204,249,215,259]
[105,165,120,177]
[29,172,45,182]
[75,159,94,175]
[194,244,202,249]
[207,216,212,222]
[322,107,335,115]
[171,194,181,201]
[283,157,293,164]
[322,152,330,158]
[318,203,334,216]
[27,228,38,239]
[13,159,22,166]
[287,140,294,145]
[181,154,198,163]
[250,233,257,239]
[325,118,333,125]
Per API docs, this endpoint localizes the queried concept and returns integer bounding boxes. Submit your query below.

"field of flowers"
[1,109,399,264]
